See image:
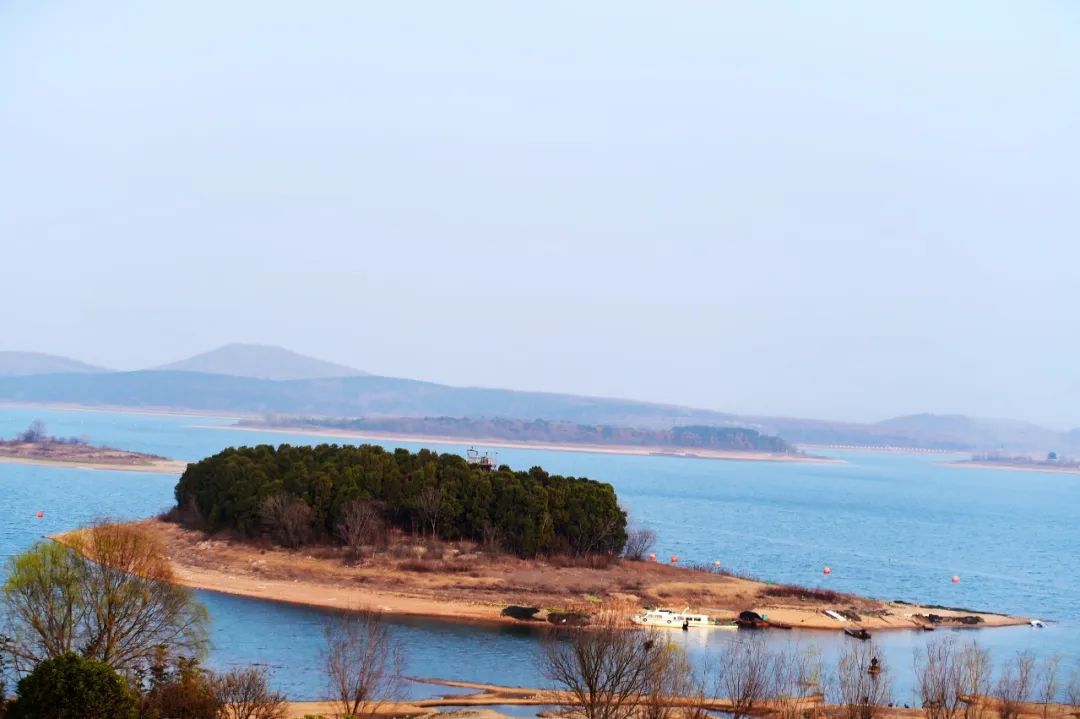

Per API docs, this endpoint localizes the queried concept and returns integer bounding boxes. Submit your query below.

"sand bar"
[89,520,1027,634]
[0,453,188,474]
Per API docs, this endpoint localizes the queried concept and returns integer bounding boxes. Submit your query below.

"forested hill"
[249,416,793,453]
[0,371,741,428]
[175,443,627,558]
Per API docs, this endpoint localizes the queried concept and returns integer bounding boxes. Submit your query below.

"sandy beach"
[92,519,1027,634]
[212,423,842,464]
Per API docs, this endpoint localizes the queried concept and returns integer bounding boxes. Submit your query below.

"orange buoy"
[648,553,656,562]
[952,575,960,584]
[670,555,679,564]
[36,511,43,519]
[823,566,832,575]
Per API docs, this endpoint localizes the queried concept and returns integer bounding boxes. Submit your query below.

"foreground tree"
[994,651,1034,719]
[835,641,892,719]
[641,643,708,719]
[772,643,824,719]
[2,521,209,676]
[1035,654,1062,719]
[140,655,219,719]
[322,610,405,719]
[715,636,773,719]
[915,636,965,719]
[214,667,288,719]
[955,641,993,719]
[6,652,138,719]
[541,613,666,719]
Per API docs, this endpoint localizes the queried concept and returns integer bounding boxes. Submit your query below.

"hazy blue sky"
[2,1,1079,426]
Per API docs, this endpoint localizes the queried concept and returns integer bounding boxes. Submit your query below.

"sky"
[2,1,1079,427]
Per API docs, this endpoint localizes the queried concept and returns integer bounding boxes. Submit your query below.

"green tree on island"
[175,443,628,557]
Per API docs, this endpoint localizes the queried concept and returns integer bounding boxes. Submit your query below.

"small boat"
[1029,619,1045,628]
[735,610,771,629]
[631,607,721,629]
[823,610,847,622]
[844,628,871,640]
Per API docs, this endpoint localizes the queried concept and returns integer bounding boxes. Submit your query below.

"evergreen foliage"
[175,444,627,557]
[7,653,138,719]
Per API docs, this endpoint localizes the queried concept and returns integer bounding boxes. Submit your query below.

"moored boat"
[630,607,735,630]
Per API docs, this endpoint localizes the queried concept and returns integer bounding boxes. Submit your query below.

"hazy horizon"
[3,1,1079,427]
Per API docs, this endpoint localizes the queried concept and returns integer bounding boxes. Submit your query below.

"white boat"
[1030,619,1045,628]
[630,607,736,630]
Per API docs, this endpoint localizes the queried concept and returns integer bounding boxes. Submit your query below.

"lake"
[0,405,1076,703]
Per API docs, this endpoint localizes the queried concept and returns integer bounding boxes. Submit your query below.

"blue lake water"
[0,405,1077,703]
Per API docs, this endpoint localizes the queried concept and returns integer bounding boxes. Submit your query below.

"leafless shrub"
[322,609,405,719]
[480,520,504,554]
[1065,663,1080,708]
[773,643,825,719]
[623,527,657,561]
[761,584,857,603]
[214,666,288,719]
[956,641,993,719]
[1036,654,1062,719]
[915,636,964,719]
[641,643,708,719]
[540,612,666,719]
[994,651,1035,719]
[715,636,773,719]
[835,640,891,719]
[413,486,444,538]
[261,495,313,549]
[336,500,385,560]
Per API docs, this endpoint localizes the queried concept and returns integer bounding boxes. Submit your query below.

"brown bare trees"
[623,527,658,561]
[1035,655,1062,719]
[214,667,288,719]
[261,495,314,549]
[995,651,1035,719]
[772,643,825,719]
[336,500,385,560]
[2,521,208,676]
[715,636,773,719]
[414,486,445,538]
[541,613,667,719]
[322,610,405,719]
[916,636,966,719]
[836,640,892,719]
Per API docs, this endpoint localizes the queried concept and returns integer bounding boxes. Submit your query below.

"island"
[0,420,187,473]
[227,415,838,463]
[947,451,1080,475]
[95,442,1025,633]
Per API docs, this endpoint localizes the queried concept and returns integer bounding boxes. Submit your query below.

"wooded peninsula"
[239,416,794,453]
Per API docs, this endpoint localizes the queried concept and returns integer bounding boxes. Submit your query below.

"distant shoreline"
[0,400,243,422]
[212,422,843,464]
[800,444,962,456]
[943,460,1080,476]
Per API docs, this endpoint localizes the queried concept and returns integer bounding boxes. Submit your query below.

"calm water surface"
[0,406,1076,701]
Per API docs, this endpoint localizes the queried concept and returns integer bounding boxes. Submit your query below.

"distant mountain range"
[0,351,110,376]
[155,343,365,380]
[0,344,1077,455]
